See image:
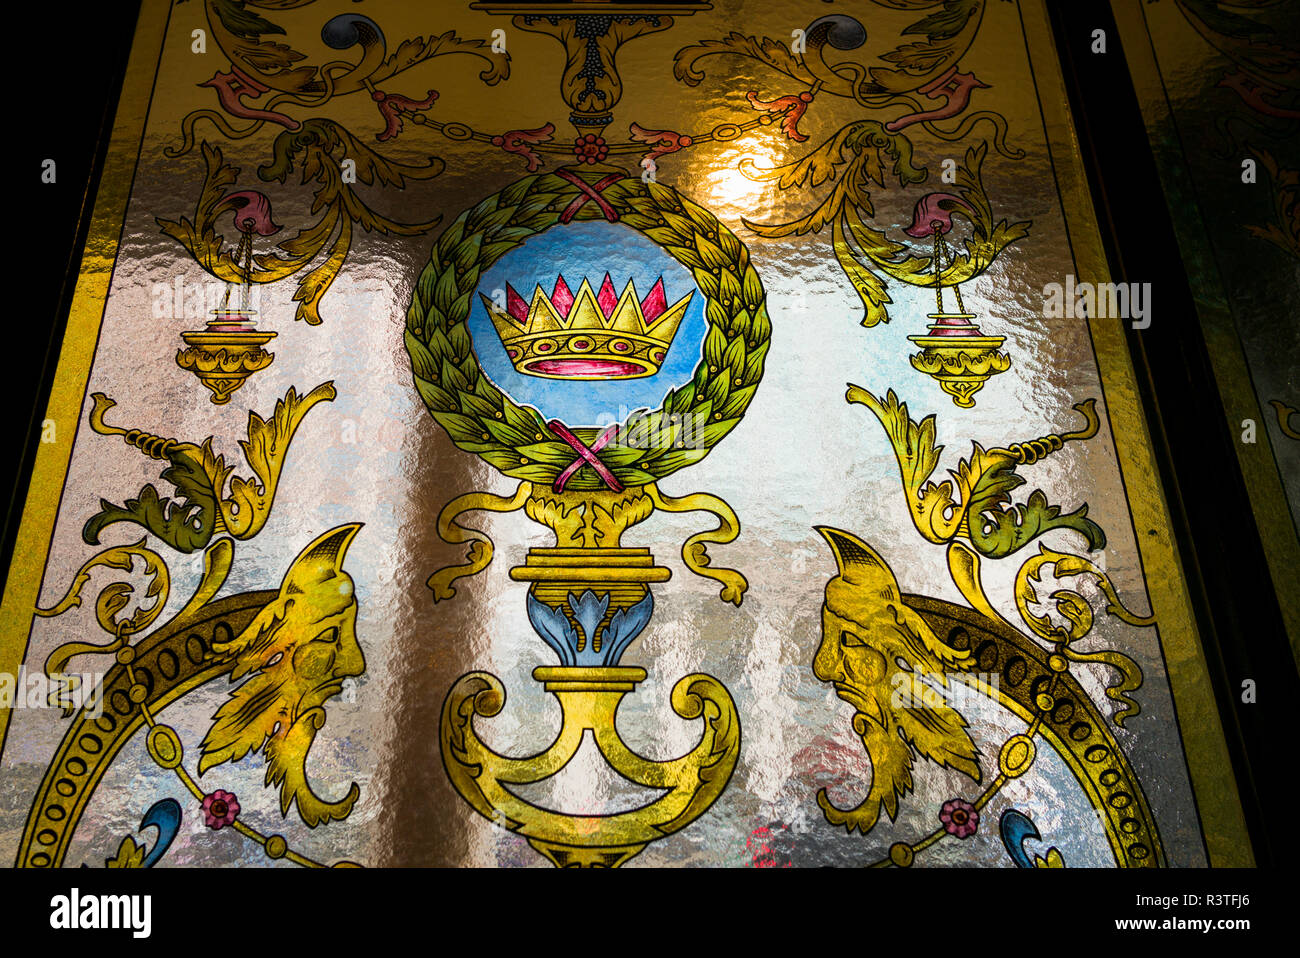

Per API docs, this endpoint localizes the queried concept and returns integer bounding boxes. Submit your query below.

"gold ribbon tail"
[428,481,532,601]
[645,483,747,606]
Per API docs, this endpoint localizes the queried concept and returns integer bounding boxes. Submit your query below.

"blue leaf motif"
[527,593,578,666]
[602,593,654,665]
[568,591,610,650]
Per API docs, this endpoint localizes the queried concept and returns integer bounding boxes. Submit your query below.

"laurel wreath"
[405,169,771,490]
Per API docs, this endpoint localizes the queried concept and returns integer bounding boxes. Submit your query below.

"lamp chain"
[930,223,966,314]
[220,230,254,311]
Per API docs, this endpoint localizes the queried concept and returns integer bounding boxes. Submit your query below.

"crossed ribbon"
[556,170,622,224]
[548,421,624,493]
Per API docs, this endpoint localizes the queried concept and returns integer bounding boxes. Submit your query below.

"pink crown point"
[506,283,529,323]
[597,272,619,318]
[641,277,668,323]
[551,275,575,317]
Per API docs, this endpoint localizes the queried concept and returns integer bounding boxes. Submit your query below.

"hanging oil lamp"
[176,223,276,405]
[907,220,1010,408]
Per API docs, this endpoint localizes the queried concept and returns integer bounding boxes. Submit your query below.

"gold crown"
[481,273,692,380]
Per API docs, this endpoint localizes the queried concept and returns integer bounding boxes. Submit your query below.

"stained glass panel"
[1,0,1272,878]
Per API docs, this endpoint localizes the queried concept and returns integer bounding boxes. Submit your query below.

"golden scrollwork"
[160,138,442,328]
[20,523,368,869]
[426,481,534,601]
[1270,399,1300,440]
[643,483,746,605]
[849,385,1103,558]
[949,537,1152,725]
[35,539,234,714]
[429,470,747,866]
[814,384,1162,865]
[1014,545,1151,726]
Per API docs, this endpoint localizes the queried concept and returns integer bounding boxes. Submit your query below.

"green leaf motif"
[967,457,1106,558]
[408,170,770,489]
[83,458,216,555]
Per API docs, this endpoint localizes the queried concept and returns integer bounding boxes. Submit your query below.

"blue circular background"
[468,220,707,428]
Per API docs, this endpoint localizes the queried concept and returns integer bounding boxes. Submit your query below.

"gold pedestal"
[441,664,739,868]
[435,481,746,866]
